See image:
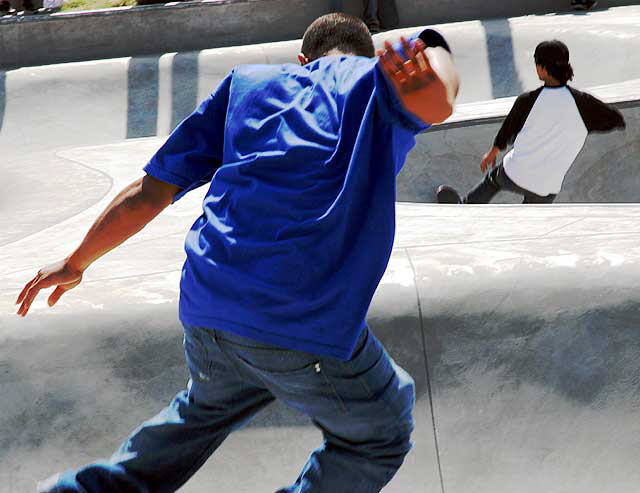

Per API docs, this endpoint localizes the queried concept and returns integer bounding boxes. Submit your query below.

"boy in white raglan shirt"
[437,40,625,204]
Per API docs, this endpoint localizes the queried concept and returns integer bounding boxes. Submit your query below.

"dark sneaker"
[436,185,462,204]
[571,0,597,10]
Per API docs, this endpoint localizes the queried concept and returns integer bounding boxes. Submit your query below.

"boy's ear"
[298,53,311,66]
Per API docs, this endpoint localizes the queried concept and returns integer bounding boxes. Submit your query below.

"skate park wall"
[0,0,638,69]
[1,8,639,202]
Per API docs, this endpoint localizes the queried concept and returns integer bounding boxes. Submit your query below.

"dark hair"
[534,40,574,84]
[301,13,375,60]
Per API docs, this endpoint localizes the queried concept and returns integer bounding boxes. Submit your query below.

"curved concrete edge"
[436,78,640,131]
[0,0,638,69]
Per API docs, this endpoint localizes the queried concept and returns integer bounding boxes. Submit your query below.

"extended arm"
[570,88,626,133]
[378,37,459,124]
[481,90,540,172]
[16,175,181,316]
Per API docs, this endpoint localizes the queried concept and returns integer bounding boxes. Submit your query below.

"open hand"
[480,152,497,173]
[480,146,500,173]
[378,36,453,124]
[378,37,435,93]
[16,259,83,317]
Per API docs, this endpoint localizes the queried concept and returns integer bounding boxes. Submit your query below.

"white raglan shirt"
[503,86,588,196]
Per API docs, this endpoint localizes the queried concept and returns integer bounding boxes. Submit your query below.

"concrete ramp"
[2,141,640,492]
[1,7,640,493]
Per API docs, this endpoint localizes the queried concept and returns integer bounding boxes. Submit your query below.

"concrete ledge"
[1,0,638,69]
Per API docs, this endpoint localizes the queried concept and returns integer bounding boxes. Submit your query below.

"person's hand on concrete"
[480,146,500,173]
[378,36,458,124]
[16,259,84,316]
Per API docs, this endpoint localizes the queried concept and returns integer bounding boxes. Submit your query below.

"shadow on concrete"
[127,56,160,138]
[480,18,524,99]
[170,52,200,132]
[424,301,640,405]
[0,71,6,132]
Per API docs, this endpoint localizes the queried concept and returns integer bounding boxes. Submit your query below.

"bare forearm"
[67,177,170,272]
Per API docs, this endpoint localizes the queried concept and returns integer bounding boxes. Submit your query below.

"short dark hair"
[301,13,375,60]
[534,40,574,84]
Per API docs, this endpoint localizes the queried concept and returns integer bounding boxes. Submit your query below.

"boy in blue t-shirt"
[20,13,458,493]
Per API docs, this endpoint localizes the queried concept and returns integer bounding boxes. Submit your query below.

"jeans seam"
[319,370,349,415]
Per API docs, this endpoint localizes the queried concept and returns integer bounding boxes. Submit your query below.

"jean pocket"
[218,339,347,415]
[324,339,413,420]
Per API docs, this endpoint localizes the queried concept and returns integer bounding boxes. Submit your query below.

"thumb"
[48,286,67,307]
[48,279,80,307]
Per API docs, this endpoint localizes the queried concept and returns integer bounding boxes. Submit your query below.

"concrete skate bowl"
[2,190,640,492]
[1,7,640,493]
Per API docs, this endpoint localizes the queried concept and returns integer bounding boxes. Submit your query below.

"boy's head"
[299,13,374,65]
[534,40,574,85]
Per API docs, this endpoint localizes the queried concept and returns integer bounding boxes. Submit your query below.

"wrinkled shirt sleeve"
[373,61,431,134]
[143,73,232,203]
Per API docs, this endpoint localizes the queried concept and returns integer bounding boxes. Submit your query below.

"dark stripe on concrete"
[481,18,524,99]
[170,52,199,133]
[127,56,160,139]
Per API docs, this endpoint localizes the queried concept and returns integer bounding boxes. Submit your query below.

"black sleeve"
[568,87,626,133]
[493,88,542,150]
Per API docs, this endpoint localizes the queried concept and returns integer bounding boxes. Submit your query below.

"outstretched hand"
[480,152,497,173]
[16,259,83,317]
[480,146,500,173]
[378,36,455,124]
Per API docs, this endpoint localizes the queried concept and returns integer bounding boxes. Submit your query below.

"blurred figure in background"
[363,0,399,33]
[571,0,597,10]
[0,0,17,15]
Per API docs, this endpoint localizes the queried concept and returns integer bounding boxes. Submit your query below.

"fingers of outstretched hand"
[17,279,45,316]
[16,272,60,316]
[412,39,433,74]
[16,273,40,305]
[379,48,402,80]
[379,37,438,94]
[379,41,408,86]
[48,285,70,307]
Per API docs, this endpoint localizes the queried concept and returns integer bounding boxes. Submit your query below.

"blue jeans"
[41,324,415,493]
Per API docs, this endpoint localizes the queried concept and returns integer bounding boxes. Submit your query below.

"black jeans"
[464,164,557,204]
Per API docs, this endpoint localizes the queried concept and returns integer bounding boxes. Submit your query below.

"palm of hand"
[378,37,450,123]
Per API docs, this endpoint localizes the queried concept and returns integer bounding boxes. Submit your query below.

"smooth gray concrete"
[0,0,638,69]
[398,204,640,492]
[1,8,640,493]
[2,140,640,492]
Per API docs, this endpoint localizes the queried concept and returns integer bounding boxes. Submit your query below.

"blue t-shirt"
[144,56,429,359]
